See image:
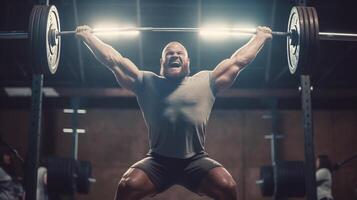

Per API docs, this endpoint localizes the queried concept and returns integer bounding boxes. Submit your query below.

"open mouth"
[168,61,182,68]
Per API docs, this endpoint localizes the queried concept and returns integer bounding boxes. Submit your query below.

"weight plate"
[47,157,76,195]
[29,6,42,74]
[287,6,302,74]
[76,160,92,194]
[258,166,274,197]
[30,5,61,75]
[305,7,316,76]
[45,5,61,74]
[275,161,305,197]
[287,6,320,76]
[298,6,311,75]
[308,7,320,77]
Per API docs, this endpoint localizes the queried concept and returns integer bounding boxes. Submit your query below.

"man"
[76,25,272,200]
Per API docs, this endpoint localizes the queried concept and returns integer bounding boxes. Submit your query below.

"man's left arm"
[211,26,272,91]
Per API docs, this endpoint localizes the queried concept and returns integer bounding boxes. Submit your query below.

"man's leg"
[197,167,238,200]
[115,168,157,200]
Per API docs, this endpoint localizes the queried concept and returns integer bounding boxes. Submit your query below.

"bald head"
[161,41,188,59]
[160,41,190,79]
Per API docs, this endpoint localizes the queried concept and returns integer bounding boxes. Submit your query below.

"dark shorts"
[131,152,223,193]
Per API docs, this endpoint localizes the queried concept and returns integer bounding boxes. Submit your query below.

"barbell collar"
[0,32,28,39]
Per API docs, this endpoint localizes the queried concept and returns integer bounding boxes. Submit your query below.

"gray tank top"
[134,70,216,158]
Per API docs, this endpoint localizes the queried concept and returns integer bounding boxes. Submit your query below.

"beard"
[160,63,190,80]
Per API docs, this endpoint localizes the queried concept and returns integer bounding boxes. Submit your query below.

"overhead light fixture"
[63,128,86,134]
[63,109,87,114]
[4,87,59,97]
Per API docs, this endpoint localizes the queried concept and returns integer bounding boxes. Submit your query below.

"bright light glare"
[199,25,256,40]
[93,24,140,37]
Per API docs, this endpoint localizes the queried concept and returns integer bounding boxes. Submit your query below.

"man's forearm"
[230,35,267,67]
[75,26,140,91]
[82,34,123,69]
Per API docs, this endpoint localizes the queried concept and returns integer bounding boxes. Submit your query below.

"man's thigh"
[196,167,237,198]
[180,154,223,192]
[130,156,174,193]
[116,168,157,199]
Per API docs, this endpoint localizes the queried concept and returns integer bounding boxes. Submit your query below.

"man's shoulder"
[141,70,158,77]
[140,70,163,80]
[191,70,213,78]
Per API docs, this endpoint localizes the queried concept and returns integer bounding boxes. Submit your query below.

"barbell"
[257,161,305,198]
[0,5,357,75]
[47,157,95,195]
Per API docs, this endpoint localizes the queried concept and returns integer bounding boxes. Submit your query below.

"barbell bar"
[1,27,357,41]
[0,32,29,39]
[2,27,357,40]
[56,27,290,36]
[319,32,357,42]
[0,5,356,75]
[57,28,357,42]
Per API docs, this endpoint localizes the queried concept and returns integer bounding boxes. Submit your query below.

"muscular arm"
[212,26,272,91]
[76,26,140,92]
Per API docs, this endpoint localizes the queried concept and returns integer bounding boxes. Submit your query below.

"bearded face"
[160,42,190,79]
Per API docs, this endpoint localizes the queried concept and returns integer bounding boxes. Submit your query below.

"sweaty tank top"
[134,70,216,158]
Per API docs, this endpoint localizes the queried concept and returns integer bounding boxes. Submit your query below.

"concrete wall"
[1,108,357,200]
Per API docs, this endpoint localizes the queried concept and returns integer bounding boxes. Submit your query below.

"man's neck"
[165,75,189,83]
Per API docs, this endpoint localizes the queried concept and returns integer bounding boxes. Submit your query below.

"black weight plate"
[298,6,311,75]
[259,165,274,197]
[31,5,61,75]
[305,7,316,76]
[32,5,46,74]
[308,7,320,77]
[47,157,76,195]
[29,6,42,74]
[76,160,92,194]
[275,161,305,197]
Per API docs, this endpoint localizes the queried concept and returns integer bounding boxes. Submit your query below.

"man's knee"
[199,167,238,200]
[116,176,155,200]
[117,176,143,194]
[116,178,140,200]
[217,179,237,200]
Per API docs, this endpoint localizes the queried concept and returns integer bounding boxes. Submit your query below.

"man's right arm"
[76,26,140,92]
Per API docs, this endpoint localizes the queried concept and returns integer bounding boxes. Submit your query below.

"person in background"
[0,148,24,200]
[316,155,334,200]
[36,166,48,200]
